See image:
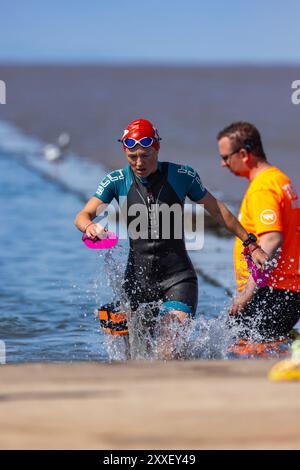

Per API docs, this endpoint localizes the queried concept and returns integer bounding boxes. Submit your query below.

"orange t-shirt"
[234,166,300,293]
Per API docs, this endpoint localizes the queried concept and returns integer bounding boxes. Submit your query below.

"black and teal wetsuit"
[94,162,207,317]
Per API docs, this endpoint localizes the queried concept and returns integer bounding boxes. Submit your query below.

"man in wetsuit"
[217,121,300,341]
[75,119,268,358]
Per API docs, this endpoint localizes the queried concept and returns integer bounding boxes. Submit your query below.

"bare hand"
[229,298,247,316]
[251,246,269,270]
[85,223,106,240]
[229,287,254,316]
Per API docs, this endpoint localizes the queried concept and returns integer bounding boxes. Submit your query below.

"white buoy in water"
[43,144,61,162]
[43,132,71,162]
[57,132,70,149]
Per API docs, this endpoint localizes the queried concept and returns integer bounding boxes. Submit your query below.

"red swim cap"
[121,119,161,151]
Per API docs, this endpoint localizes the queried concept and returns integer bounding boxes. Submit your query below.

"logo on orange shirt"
[260,209,278,225]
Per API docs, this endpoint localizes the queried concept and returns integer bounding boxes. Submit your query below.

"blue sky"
[1,0,300,63]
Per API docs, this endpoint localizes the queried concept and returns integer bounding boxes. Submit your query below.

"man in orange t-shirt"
[217,122,300,340]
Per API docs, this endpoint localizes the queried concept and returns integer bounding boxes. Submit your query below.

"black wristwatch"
[243,233,257,247]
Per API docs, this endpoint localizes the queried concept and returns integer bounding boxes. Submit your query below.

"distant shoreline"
[1,62,300,67]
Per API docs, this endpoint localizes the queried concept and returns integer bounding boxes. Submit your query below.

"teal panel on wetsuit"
[160,300,194,315]
[166,163,207,202]
[94,166,132,203]
[94,161,207,203]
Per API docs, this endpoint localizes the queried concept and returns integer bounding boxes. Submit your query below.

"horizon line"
[1,60,300,68]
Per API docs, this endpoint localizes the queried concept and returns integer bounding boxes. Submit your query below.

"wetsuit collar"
[133,161,163,186]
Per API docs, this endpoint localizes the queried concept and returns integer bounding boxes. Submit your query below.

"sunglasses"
[118,137,159,149]
[220,141,253,162]
[220,147,242,162]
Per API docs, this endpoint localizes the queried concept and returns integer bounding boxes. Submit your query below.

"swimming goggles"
[118,136,160,149]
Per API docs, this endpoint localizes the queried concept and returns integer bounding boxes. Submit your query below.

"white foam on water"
[0,119,107,200]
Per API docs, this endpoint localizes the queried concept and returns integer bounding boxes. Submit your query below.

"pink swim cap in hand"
[243,247,270,288]
[82,231,118,250]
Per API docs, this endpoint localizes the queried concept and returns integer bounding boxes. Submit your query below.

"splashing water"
[103,306,242,361]
[93,250,296,361]
[92,249,241,361]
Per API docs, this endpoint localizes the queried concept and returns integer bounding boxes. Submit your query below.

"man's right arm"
[259,231,283,262]
[74,196,106,238]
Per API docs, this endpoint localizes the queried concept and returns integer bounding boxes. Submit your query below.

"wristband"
[242,233,257,247]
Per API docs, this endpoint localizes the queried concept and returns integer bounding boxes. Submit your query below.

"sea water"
[1,120,294,363]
